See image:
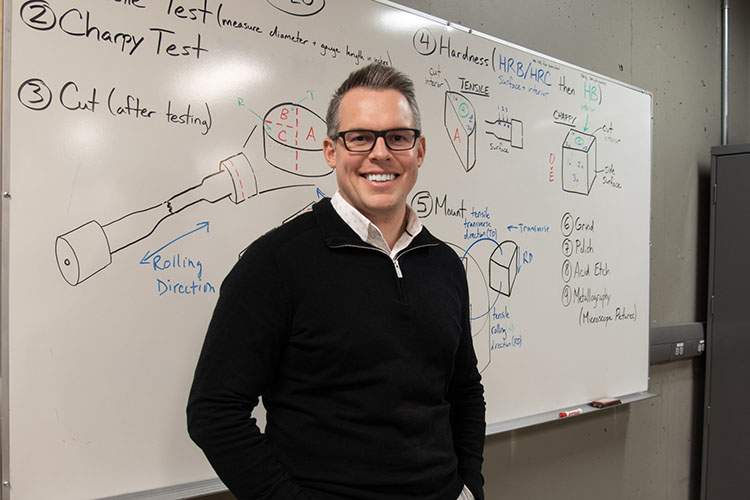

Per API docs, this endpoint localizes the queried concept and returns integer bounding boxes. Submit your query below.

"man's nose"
[369,136,392,159]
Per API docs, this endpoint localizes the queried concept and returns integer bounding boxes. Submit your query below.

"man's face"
[323,88,425,225]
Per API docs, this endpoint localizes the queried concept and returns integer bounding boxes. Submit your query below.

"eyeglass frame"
[334,128,422,152]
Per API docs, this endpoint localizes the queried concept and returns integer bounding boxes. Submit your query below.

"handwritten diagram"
[447,236,524,371]
[490,240,519,296]
[444,91,477,172]
[485,117,524,149]
[55,153,257,286]
[561,129,597,195]
[263,102,328,177]
[55,94,333,286]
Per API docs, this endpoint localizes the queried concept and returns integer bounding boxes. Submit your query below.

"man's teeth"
[366,173,396,182]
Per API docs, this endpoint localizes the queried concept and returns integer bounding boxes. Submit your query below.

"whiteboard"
[1,0,651,498]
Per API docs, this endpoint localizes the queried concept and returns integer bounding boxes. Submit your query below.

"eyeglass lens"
[342,129,417,151]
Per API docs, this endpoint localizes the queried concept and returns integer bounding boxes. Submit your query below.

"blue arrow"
[316,187,326,199]
[140,221,210,265]
[507,225,518,231]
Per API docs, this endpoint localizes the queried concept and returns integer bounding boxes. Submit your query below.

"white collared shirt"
[331,191,422,258]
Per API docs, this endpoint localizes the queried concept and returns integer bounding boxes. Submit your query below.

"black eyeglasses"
[335,128,421,152]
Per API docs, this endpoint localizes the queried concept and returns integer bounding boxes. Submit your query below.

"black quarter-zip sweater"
[187,198,486,500]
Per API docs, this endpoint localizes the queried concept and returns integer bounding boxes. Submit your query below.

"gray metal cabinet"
[701,144,750,500]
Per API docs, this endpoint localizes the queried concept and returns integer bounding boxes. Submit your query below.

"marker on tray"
[559,408,582,418]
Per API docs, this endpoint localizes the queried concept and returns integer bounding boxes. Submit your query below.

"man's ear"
[323,137,337,169]
[416,135,426,168]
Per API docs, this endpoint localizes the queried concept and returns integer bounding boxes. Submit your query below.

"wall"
[199,0,744,499]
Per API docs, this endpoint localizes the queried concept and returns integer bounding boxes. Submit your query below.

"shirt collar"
[331,191,422,256]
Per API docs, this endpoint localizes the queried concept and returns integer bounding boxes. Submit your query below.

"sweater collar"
[313,198,440,250]
[330,191,423,256]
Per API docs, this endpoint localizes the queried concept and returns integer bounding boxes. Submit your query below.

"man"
[187,64,485,500]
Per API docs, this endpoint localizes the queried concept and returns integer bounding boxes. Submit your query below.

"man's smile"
[364,173,398,182]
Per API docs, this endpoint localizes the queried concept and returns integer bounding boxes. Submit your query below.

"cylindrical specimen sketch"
[263,102,329,177]
[56,221,112,287]
[55,153,257,286]
[444,91,477,172]
[562,129,597,195]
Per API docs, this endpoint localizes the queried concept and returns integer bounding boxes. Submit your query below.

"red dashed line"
[228,158,246,199]
[295,108,300,171]
[269,106,305,172]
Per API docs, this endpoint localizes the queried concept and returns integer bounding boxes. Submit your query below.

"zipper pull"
[393,259,403,278]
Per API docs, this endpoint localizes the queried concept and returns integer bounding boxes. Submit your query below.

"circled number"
[20,0,57,31]
[18,78,52,111]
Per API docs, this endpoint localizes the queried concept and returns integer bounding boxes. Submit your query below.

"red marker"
[559,408,583,418]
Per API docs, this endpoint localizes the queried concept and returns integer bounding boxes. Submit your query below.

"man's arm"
[187,242,311,500]
[447,270,487,500]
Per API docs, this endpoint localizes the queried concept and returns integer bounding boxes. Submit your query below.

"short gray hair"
[326,64,421,138]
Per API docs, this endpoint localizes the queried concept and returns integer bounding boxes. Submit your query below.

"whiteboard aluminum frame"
[486,391,657,435]
[97,479,226,500]
[2,0,12,498]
